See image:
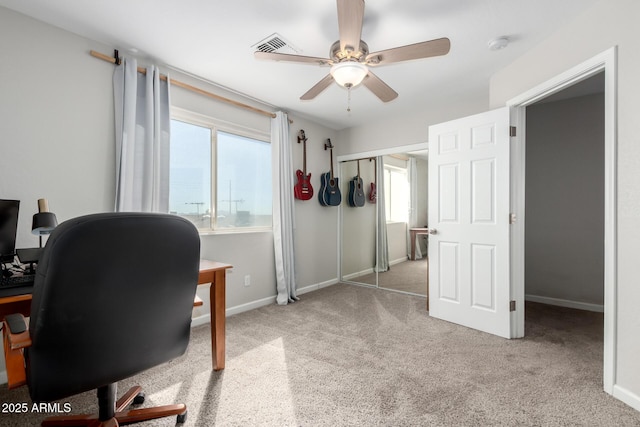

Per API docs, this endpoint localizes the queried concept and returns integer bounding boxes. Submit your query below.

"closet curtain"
[113,57,171,212]
[407,157,423,259]
[375,156,389,272]
[271,112,299,305]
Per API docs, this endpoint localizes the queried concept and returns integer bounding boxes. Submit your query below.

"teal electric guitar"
[318,139,341,206]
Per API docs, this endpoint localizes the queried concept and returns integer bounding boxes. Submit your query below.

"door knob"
[428,228,437,235]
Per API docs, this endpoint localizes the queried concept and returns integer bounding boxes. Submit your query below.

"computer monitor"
[0,199,20,263]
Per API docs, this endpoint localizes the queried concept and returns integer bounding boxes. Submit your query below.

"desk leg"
[210,269,226,371]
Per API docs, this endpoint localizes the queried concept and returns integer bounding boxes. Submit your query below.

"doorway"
[524,72,605,313]
[508,47,616,394]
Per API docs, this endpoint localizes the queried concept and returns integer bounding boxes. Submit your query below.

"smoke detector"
[488,37,509,51]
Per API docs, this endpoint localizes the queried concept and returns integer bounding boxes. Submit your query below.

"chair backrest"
[26,212,201,402]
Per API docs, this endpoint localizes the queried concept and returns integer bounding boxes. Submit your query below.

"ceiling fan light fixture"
[330,61,368,88]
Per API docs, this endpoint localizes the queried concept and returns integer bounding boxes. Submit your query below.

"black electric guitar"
[318,139,341,206]
[294,130,313,200]
[348,160,365,207]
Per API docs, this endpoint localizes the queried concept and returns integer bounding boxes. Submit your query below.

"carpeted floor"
[350,258,429,296]
[1,283,639,426]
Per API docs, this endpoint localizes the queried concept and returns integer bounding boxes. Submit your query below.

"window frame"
[170,107,272,234]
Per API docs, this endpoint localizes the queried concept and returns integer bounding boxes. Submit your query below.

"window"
[384,165,409,223]
[169,113,271,231]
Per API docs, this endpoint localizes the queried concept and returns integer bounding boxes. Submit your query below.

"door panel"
[428,107,511,338]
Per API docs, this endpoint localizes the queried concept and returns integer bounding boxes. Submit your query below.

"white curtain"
[114,57,171,212]
[407,157,423,259]
[375,156,389,272]
[271,112,299,305]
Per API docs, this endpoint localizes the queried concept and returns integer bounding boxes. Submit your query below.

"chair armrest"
[3,314,31,350]
[2,313,31,389]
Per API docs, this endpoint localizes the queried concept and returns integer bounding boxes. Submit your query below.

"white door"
[428,107,512,338]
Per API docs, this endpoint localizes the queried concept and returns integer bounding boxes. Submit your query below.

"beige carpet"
[1,284,639,426]
[351,258,429,296]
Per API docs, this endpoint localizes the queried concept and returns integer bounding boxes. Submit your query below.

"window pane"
[384,167,408,223]
[169,120,212,229]
[390,170,408,223]
[216,131,272,228]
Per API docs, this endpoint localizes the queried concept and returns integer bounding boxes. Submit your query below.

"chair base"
[40,385,187,427]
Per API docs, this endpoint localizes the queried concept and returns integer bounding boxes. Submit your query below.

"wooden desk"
[409,228,430,261]
[197,260,233,371]
[0,259,233,371]
[0,294,32,321]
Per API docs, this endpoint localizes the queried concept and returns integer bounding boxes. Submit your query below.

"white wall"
[0,8,115,243]
[525,93,604,306]
[337,95,488,157]
[489,0,640,409]
[288,116,340,292]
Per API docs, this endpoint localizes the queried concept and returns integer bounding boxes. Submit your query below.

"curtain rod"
[340,156,376,163]
[90,50,279,120]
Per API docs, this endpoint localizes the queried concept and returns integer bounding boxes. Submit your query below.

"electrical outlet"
[244,275,251,287]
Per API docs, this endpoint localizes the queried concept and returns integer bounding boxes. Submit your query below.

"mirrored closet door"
[340,158,377,287]
[340,149,429,297]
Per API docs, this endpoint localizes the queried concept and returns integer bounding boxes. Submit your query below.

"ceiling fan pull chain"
[347,87,352,113]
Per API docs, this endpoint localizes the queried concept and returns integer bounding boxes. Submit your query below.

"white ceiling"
[0,0,598,130]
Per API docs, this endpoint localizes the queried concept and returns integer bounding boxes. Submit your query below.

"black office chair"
[2,212,200,426]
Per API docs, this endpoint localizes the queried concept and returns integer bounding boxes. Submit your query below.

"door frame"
[507,47,617,394]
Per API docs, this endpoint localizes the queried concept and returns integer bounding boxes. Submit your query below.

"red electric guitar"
[294,129,313,200]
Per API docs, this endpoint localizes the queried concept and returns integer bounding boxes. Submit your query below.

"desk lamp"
[32,198,57,247]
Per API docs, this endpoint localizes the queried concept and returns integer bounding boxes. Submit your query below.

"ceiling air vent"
[252,33,300,55]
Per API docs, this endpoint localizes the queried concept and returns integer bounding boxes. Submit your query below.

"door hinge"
[509,300,516,312]
[509,126,517,137]
[509,213,517,224]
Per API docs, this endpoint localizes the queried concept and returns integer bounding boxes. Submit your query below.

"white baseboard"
[297,277,339,295]
[390,257,408,267]
[525,294,604,313]
[191,277,339,327]
[342,268,374,281]
[613,384,640,412]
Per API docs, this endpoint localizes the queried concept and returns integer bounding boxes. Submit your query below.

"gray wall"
[525,93,604,306]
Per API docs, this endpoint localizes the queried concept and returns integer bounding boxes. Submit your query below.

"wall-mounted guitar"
[348,160,365,207]
[294,129,313,200]
[319,139,341,206]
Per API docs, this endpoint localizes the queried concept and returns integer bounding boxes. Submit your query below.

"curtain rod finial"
[114,49,121,66]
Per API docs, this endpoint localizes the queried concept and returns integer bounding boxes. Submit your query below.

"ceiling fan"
[255,0,450,103]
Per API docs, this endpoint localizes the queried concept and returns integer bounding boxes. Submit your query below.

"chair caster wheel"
[177,411,187,424]
[133,392,145,405]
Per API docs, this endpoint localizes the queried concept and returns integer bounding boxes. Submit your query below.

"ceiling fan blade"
[255,51,332,66]
[365,37,451,66]
[337,0,364,55]
[300,74,335,100]
[362,71,398,102]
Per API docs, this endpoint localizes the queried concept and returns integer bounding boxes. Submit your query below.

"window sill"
[198,227,272,236]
